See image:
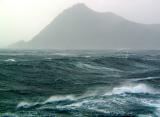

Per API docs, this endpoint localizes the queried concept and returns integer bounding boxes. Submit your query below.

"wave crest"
[4,59,16,62]
[44,95,76,104]
[17,101,32,109]
[105,83,158,95]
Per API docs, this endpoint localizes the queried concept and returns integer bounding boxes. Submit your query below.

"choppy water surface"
[0,50,160,117]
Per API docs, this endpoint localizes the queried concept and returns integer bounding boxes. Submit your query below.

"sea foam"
[44,95,76,104]
[130,77,160,82]
[76,62,120,72]
[4,59,16,62]
[105,83,158,95]
[17,101,32,109]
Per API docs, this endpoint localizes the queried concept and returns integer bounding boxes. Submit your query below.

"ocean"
[0,50,160,117]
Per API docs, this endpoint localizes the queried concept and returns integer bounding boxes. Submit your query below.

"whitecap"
[140,99,160,117]
[45,58,52,60]
[17,101,32,109]
[141,99,160,108]
[130,77,160,82]
[1,113,18,117]
[138,114,153,117]
[44,95,76,104]
[16,101,41,109]
[4,59,16,62]
[112,84,156,94]
[66,100,90,108]
[76,62,120,72]
[154,109,160,117]
[54,53,75,57]
[84,56,91,58]
[105,83,159,95]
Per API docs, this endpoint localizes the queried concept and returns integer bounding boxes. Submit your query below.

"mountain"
[9,3,160,50]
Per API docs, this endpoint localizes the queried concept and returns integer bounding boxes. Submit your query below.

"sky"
[0,0,160,47]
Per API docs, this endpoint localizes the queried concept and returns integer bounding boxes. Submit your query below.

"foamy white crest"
[113,84,155,94]
[45,58,52,60]
[17,101,32,109]
[54,53,75,56]
[142,99,160,108]
[130,77,160,82]
[105,84,158,95]
[154,109,160,117]
[140,99,160,117]
[138,114,153,117]
[84,56,91,58]
[2,113,18,117]
[66,100,90,108]
[88,108,108,114]
[77,62,120,72]
[44,95,76,104]
[5,59,16,62]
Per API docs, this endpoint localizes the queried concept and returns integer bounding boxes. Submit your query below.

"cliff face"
[9,4,160,50]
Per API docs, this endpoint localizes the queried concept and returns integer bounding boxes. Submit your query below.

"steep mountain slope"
[9,4,160,50]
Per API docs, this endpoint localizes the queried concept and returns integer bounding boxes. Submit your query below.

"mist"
[0,0,160,47]
[9,3,160,50]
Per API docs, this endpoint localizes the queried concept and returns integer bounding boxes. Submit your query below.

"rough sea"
[0,50,160,117]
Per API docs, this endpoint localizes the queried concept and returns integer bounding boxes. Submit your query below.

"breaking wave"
[4,59,16,62]
[44,95,76,104]
[107,83,159,95]
[1,50,160,116]
[17,102,33,109]
[15,83,160,116]
[76,62,121,72]
[130,77,160,82]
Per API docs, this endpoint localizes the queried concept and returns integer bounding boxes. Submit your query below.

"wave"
[154,109,160,117]
[54,53,75,57]
[44,58,52,60]
[44,95,76,104]
[17,95,76,110]
[0,113,18,117]
[17,84,158,109]
[140,99,160,117]
[76,62,121,72]
[84,56,91,58]
[38,94,160,116]
[130,77,160,82]
[105,83,159,95]
[4,59,16,62]
[17,101,32,109]
[16,101,40,109]
[15,84,160,116]
[142,99,160,108]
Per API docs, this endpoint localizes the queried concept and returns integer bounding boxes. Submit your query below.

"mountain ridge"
[9,3,160,50]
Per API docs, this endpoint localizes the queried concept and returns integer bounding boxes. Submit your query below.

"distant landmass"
[9,4,160,50]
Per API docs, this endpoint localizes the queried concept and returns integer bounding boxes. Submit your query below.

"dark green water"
[0,50,160,117]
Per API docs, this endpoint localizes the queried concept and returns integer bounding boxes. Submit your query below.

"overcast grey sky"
[0,0,160,47]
